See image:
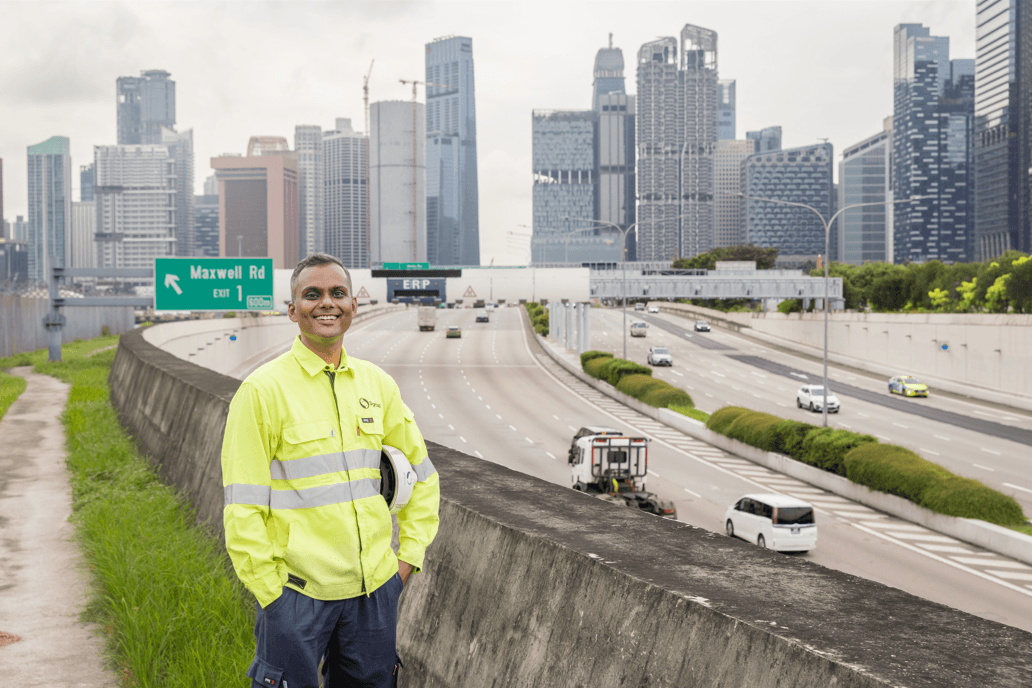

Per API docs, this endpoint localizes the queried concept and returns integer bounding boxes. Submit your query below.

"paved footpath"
[0,367,116,685]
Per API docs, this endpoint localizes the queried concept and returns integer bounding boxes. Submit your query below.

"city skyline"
[0,1,977,265]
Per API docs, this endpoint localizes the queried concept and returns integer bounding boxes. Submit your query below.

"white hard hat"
[379,445,416,514]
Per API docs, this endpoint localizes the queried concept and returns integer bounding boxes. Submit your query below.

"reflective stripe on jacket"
[221,336,440,608]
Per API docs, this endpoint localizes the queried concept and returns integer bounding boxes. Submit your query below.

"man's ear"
[287,301,298,322]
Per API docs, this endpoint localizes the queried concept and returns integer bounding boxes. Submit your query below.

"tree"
[672,245,780,271]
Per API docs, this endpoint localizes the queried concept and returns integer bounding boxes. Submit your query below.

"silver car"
[647,346,673,366]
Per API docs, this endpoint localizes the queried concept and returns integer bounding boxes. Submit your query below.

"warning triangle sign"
[463,286,477,298]
[356,286,370,298]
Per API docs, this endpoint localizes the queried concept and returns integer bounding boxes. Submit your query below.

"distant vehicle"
[630,321,648,337]
[647,305,659,314]
[694,320,711,332]
[568,429,676,518]
[796,385,840,413]
[889,375,929,397]
[418,306,436,332]
[446,325,462,339]
[634,302,645,312]
[724,494,817,553]
[647,346,673,366]
[475,311,490,323]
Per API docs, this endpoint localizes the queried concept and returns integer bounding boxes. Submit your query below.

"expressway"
[333,305,1032,633]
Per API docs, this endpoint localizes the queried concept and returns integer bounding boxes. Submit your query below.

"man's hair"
[290,253,352,303]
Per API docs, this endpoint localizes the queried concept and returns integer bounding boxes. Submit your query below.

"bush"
[919,476,1025,526]
[777,299,802,314]
[798,428,877,475]
[843,444,953,502]
[616,374,666,399]
[584,357,613,379]
[603,359,652,387]
[723,410,784,451]
[768,419,819,458]
[580,350,614,367]
[101,325,112,337]
[706,406,752,435]
[641,386,694,409]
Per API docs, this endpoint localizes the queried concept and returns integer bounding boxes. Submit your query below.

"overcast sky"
[0,0,976,265]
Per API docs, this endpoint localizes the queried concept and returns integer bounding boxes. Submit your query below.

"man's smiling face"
[288,263,358,348]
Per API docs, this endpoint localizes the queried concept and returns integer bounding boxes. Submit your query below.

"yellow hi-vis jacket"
[221,336,440,608]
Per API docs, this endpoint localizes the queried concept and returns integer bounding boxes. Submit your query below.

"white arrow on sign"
[164,273,183,295]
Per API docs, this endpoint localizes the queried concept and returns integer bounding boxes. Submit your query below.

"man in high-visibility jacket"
[221,253,440,688]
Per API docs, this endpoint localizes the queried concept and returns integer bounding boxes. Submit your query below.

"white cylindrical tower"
[370,100,426,265]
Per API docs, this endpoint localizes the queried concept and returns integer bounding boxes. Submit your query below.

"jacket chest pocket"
[356,414,384,440]
[282,420,337,455]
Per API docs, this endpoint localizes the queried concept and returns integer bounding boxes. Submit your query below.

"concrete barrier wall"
[654,302,1032,409]
[108,324,1032,686]
[0,294,135,357]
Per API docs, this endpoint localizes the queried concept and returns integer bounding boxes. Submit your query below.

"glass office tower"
[26,136,72,282]
[425,36,480,266]
[838,121,893,264]
[974,0,1032,258]
[117,70,176,145]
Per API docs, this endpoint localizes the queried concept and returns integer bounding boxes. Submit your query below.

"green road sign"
[382,262,430,270]
[154,258,274,312]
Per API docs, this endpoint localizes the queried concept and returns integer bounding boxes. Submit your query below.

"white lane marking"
[647,470,660,478]
[478,396,483,400]
[982,448,1002,455]
[952,557,1030,569]
[876,435,891,441]
[546,452,556,459]
[475,450,484,458]
[710,370,726,378]
[920,448,940,456]
[934,435,951,441]
[1003,482,1032,496]
[448,424,454,431]
[568,425,577,431]
[892,422,909,429]
[861,522,924,531]
[486,405,491,410]
[685,385,694,390]
[525,437,534,444]
[919,544,977,554]
[972,463,995,472]
[857,412,870,418]
[790,372,808,379]
[671,370,684,377]
[988,570,1032,581]
[776,403,787,408]
[888,532,958,543]
[751,371,767,378]
[553,414,560,420]
[509,424,517,431]
[459,436,467,443]
[684,488,701,497]
[431,404,435,409]
[837,422,852,429]
[438,413,444,419]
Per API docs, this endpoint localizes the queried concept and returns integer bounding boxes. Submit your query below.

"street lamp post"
[735,193,927,427]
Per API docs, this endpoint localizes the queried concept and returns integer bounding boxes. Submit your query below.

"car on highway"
[647,346,673,366]
[889,375,929,397]
[796,385,840,413]
[630,321,648,337]
[634,302,645,312]
[694,320,711,332]
[446,325,462,339]
[475,311,490,323]
[647,305,659,314]
[724,494,817,553]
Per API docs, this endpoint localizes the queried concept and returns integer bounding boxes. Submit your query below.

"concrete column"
[566,303,575,351]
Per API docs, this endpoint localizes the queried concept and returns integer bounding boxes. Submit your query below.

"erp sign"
[155,257,274,311]
[387,277,446,302]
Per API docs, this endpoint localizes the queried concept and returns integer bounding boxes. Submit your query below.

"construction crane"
[398,79,447,260]
[363,61,374,268]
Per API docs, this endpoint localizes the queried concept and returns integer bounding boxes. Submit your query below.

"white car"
[646,346,673,366]
[629,322,648,337]
[693,320,711,332]
[647,306,659,314]
[796,385,840,413]
[724,494,817,553]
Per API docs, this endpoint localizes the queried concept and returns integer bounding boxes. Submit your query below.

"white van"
[724,494,817,553]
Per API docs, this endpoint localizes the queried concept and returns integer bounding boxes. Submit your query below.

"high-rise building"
[27,136,72,282]
[838,118,893,264]
[117,70,176,145]
[370,101,425,265]
[211,140,299,269]
[714,139,753,247]
[746,126,782,153]
[194,194,220,257]
[323,118,369,269]
[741,142,834,260]
[295,124,324,259]
[0,157,4,237]
[893,24,975,264]
[94,145,176,271]
[160,127,195,257]
[70,200,97,269]
[592,35,626,110]
[974,0,1032,259]
[717,79,736,140]
[597,91,636,261]
[425,36,480,266]
[8,216,28,243]
[203,173,218,196]
[80,162,95,201]
[0,238,29,283]
[636,25,719,261]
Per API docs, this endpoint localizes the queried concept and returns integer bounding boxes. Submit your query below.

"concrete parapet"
[109,321,1032,686]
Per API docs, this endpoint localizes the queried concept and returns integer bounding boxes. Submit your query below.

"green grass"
[30,340,256,687]
[0,371,27,422]
[668,404,710,423]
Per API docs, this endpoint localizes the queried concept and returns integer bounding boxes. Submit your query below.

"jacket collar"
[290,336,353,377]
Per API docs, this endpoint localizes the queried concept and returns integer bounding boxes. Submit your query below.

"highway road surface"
[331,305,1032,633]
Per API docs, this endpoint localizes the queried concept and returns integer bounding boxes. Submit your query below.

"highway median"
[580,349,709,423]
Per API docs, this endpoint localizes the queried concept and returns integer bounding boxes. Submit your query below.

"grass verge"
[24,339,256,687]
[0,371,27,422]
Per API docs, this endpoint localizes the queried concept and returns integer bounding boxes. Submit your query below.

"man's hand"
[398,560,415,586]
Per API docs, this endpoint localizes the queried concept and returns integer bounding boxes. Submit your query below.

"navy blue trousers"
[247,574,403,688]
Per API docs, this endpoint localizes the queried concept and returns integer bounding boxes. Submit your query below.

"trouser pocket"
[392,654,403,688]
[247,657,285,687]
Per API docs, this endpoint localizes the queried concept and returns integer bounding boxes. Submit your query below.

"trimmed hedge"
[584,357,613,379]
[580,350,614,367]
[707,406,1027,527]
[641,386,694,409]
[601,359,652,387]
[616,374,666,399]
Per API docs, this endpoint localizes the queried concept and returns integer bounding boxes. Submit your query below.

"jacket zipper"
[324,369,366,593]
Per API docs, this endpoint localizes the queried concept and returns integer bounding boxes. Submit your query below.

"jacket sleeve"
[382,381,440,573]
[221,381,283,607]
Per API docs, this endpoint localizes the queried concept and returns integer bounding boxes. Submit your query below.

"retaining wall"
[0,294,135,357]
[108,324,1032,687]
